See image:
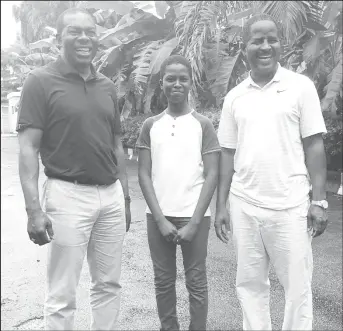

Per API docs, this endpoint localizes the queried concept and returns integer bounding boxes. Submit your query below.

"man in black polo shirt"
[17,8,131,330]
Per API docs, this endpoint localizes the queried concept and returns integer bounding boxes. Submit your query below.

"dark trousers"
[147,213,210,331]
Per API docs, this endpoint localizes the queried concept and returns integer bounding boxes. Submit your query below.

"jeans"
[229,193,313,330]
[42,178,126,330]
[147,213,210,331]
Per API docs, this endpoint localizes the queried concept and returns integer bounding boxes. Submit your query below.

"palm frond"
[261,1,308,44]
[176,1,221,90]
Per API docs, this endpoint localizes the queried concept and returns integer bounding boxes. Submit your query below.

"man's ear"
[159,79,163,88]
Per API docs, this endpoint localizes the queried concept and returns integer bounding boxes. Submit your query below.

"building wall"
[1,103,10,134]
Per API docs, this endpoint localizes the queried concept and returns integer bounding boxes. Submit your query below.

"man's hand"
[27,209,54,246]
[173,222,199,245]
[307,204,328,238]
[214,207,231,244]
[125,200,131,232]
[157,218,178,242]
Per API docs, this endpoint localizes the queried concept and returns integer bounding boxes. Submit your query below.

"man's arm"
[216,148,235,210]
[113,134,129,197]
[18,128,43,212]
[214,147,235,243]
[303,133,327,200]
[113,134,131,231]
[18,128,53,245]
[190,152,219,225]
[303,133,328,237]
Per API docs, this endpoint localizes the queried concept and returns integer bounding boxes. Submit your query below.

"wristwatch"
[124,195,131,203]
[311,200,328,209]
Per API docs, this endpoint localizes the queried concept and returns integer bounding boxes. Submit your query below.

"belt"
[49,176,115,187]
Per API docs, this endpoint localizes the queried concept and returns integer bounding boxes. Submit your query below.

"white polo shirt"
[136,110,221,217]
[218,64,327,210]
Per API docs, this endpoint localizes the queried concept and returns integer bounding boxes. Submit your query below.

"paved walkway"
[1,136,342,330]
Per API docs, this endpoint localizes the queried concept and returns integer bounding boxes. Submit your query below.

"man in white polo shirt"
[137,55,220,330]
[215,14,328,330]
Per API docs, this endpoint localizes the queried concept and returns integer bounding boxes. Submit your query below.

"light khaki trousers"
[42,178,126,330]
[229,193,313,330]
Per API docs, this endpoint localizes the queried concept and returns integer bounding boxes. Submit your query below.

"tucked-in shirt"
[217,64,327,210]
[136,110,221,217]
[16,57,121,185]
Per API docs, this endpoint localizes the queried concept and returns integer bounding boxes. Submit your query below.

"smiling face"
[245,20,281,82]
[161,63,192,106]
[58,12,98,69]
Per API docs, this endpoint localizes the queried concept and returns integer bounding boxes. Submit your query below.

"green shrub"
[323,115,343,172]
[121,113,155,149]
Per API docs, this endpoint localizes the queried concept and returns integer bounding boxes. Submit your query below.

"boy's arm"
[138,148,165,222]
[189,151,220,225]
[138,148,178,240]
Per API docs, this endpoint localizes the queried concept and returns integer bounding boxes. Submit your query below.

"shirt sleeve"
[202,118,221,155]
[300,78,327,138]
[136,118,154,150]
[16,73,46,132]
[217,93,238,149]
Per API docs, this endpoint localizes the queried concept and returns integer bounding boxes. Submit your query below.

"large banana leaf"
[149,37,178,75]
[24,53,57,66]
[207,51,241,105]
[225,8,253,21]
[82,1,134,15]
[302,32,335,63]
[96,45,125,77]
[29,36,58,52]
[131,40,162,93]
[321,57,342,113]
[155,1,170,19]
[166,1,183,17]
[98,8,171,45]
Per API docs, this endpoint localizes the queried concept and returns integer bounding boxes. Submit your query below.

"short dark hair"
[56,8,96,36]
[160,55,192,80]
[242,13,280,45]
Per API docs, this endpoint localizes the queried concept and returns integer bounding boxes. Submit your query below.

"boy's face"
[245,20,281,80]
[160,63,192,105]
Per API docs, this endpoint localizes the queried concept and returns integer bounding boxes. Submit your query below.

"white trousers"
[42,178,126,330]
[229,193,313,330]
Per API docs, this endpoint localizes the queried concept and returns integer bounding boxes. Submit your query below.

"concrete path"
[1,136,342,330]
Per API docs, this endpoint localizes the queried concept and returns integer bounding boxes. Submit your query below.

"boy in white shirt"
[137,55,221,330]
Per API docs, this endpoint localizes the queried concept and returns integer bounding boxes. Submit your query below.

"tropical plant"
[3,1,342,168]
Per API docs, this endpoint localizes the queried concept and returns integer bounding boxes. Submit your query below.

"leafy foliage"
[3,1,342,167]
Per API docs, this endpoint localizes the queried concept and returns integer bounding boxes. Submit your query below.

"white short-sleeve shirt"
[217,64,327,210]
[136,110,221,217]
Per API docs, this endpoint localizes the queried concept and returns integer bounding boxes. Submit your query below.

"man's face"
[161,63,192,106]
[245,20,281,80]
[59,12,98,68]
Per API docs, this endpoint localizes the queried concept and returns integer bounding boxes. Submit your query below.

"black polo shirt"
[17,56,122,185]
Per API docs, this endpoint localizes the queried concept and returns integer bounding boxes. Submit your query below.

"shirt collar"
[247,62,282,88]
[55,56,98,80]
